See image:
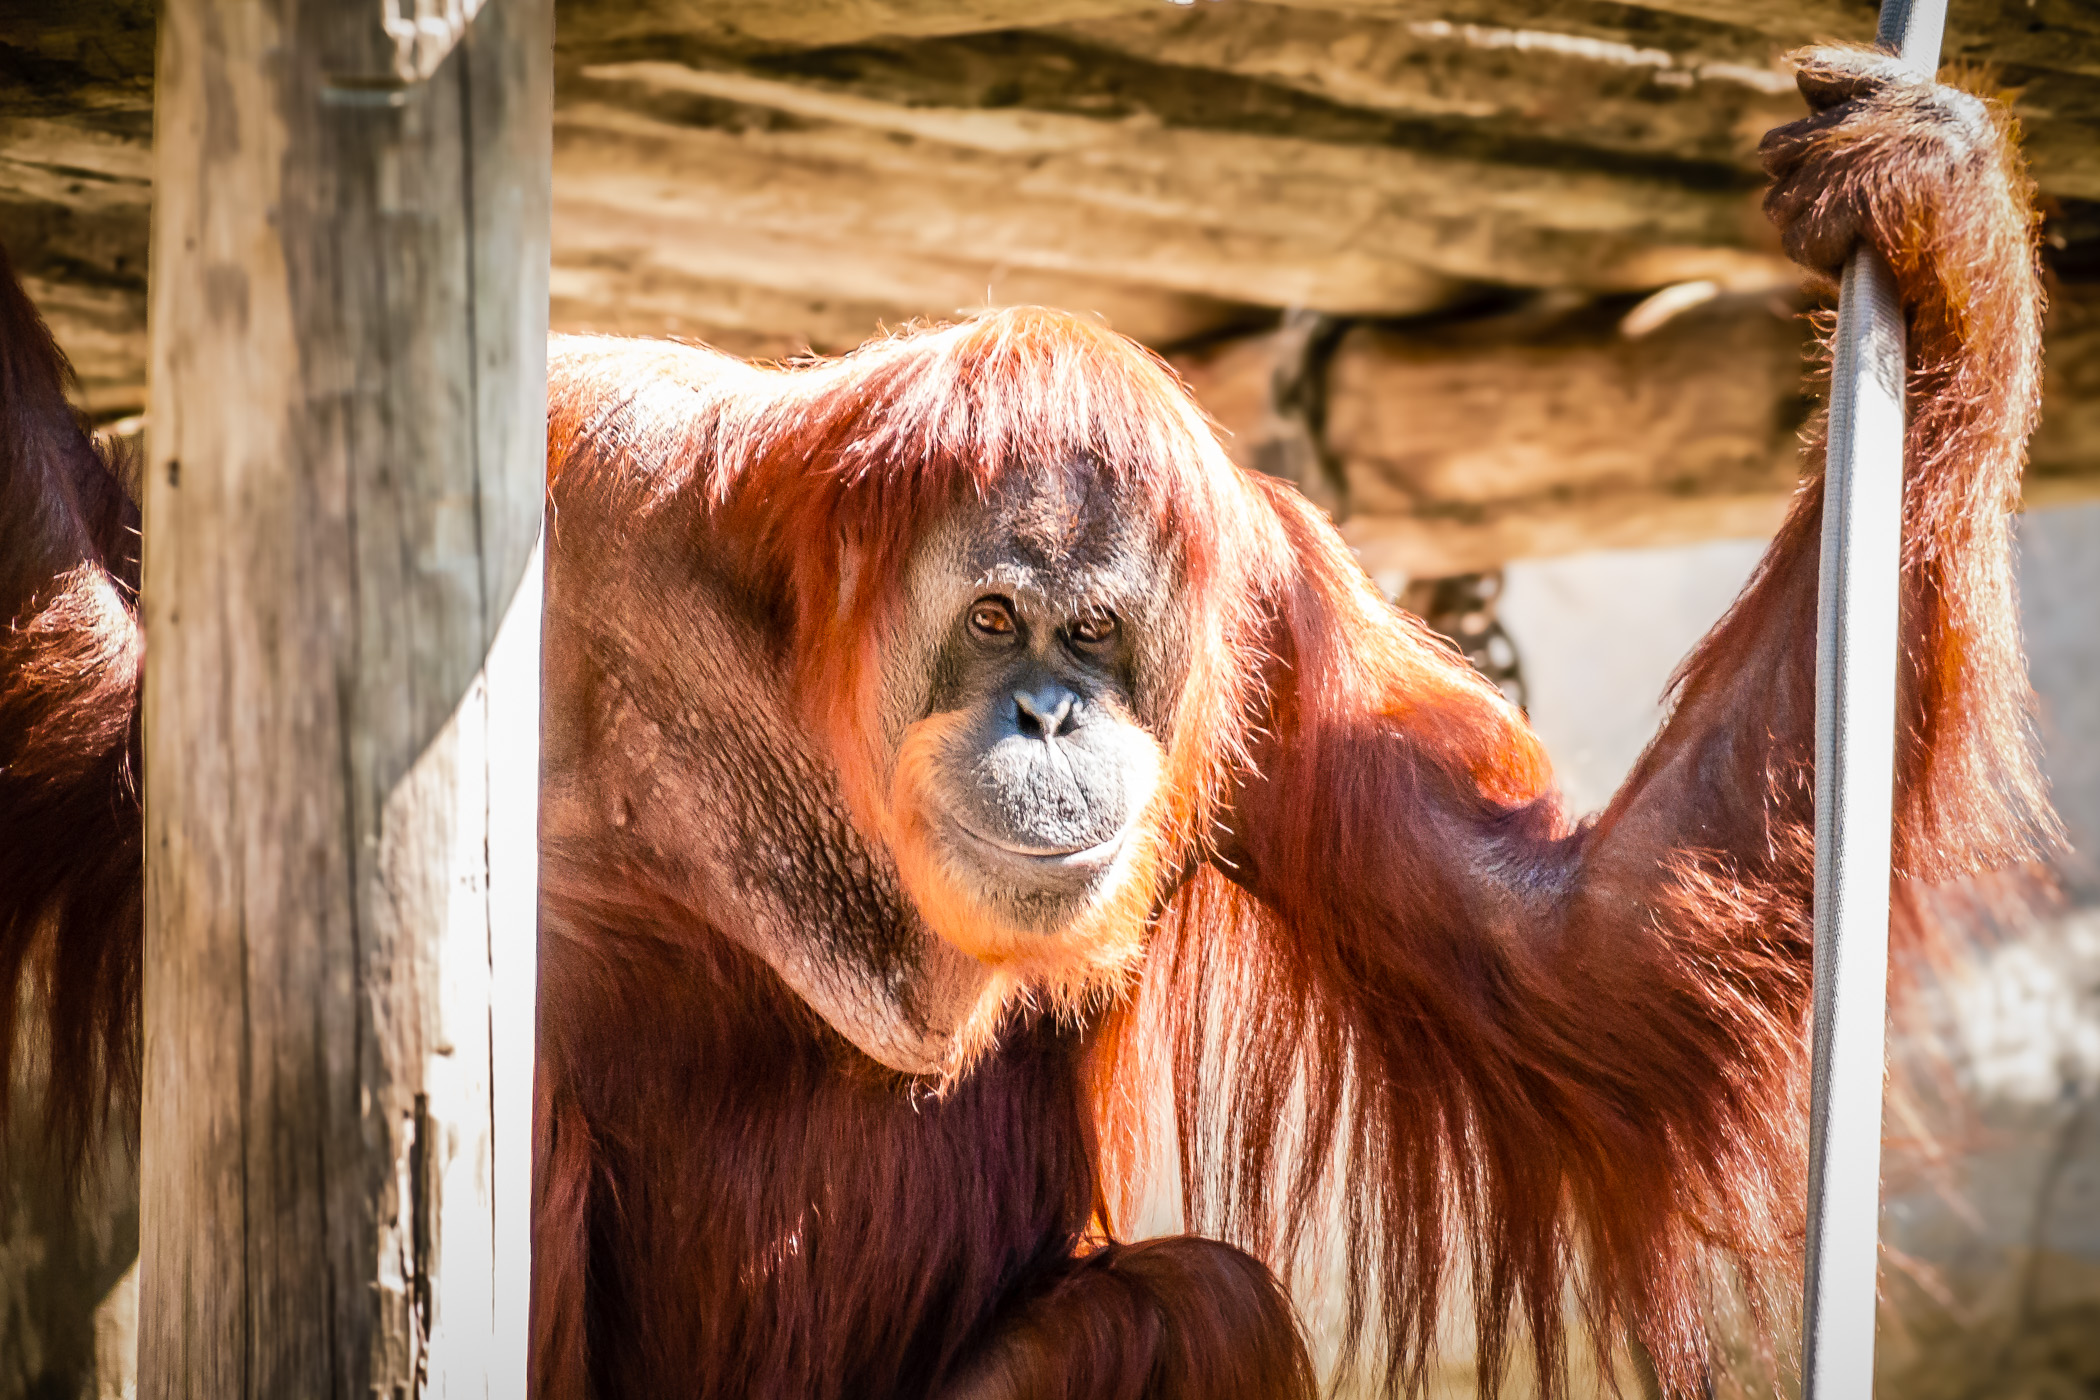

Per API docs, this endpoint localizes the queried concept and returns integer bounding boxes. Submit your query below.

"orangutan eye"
[1069,613,1118,649]
[968,598,1018,640]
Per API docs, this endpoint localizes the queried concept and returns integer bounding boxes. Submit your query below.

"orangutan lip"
[948,817,1123,867]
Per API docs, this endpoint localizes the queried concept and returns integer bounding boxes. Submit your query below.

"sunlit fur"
[543,309,1285,1063]
[509,51,2065,1397]
[0,47,2060,1400]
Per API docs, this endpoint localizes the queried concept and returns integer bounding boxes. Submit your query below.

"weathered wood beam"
[1617,0,2100,198]
[556,0,2100,200]
[140,0,547,1394]
[550,61,1298,351]
[13,270,143,414]
[554,0,1155,47]
[13,0,2099,410]
[0,1,156,107]
[1054,0,1806,168]
[0,107,150,409]
[551,51,1787,338]
[1175,282,2100,577]
[1621,0,2100,77]
[0,1,154,410]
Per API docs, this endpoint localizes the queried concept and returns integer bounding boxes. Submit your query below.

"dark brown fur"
[0,239,143,1175]
[0,46,2055,1400]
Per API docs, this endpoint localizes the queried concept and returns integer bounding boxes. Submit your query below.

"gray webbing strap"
[1801,2,1948,1395]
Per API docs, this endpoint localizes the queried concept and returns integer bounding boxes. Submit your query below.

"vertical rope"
[1802,3,1948,1395]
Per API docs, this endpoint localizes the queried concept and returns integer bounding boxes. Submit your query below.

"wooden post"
[139,1,549,1394]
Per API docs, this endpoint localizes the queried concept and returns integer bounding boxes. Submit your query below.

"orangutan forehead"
[944,459,1168,595]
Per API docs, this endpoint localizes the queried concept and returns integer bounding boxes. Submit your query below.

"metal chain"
[1397,571,1529,713]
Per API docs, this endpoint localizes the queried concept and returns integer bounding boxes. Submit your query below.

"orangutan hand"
[1759,44,2013,277]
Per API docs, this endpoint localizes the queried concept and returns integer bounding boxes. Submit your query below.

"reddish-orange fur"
[533,316,1314,1397]
[0,48,2055,1400]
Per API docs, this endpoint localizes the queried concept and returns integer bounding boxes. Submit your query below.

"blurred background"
[4,0,2097,1394]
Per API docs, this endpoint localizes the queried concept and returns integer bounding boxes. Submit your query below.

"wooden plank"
[1618,0,2100,199]
[138,1,548,1395]
[554,0,1156,46]
[10,0,2094,563]
[1615,0,2100,76]
[1175,282,2100,577]
[1056,1,1806,165]
[1341,489,1797,579]
[550,59,1780,335]
[13,0,2099,404]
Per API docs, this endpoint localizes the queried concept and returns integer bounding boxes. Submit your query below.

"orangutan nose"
[1013,686,1078,741]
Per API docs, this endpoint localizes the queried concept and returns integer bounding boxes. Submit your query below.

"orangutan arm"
[1205,48,2053,1397]
[937,1238,1314,1400]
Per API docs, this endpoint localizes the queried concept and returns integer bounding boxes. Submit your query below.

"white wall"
[1497,501,2100,864]
[2019,501,2100,887]
[1498,536,1766,818]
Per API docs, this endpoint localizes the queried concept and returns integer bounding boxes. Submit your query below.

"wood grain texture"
[138,1,548,1395]
[1177,283,2100,577]
[6,0,2095,569]
[1625,0,2100,77]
